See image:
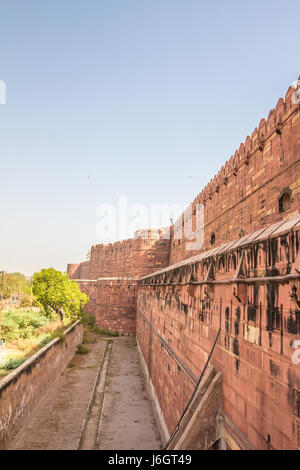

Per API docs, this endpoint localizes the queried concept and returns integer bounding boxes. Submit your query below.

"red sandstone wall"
[78,279,137,335]
[67,263,81,279]
[89,237,170,279]
[137,219,300,450]
[78,261,90,279]
[170,84,300,264]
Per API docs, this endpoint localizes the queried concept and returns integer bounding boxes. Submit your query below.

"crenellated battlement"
[194,80,300,207]
[68,229,170,280]
[170,81,300,263]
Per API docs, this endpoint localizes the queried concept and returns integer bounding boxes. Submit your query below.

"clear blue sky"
[0,0,299,275]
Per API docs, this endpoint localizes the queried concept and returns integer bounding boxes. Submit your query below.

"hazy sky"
[0,0,300,275]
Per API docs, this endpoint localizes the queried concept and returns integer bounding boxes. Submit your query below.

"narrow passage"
[13,333,161,450]
[98,337,161,450]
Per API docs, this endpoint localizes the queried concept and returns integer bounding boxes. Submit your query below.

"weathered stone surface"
[137,220,300,449]
[78,279,138,335]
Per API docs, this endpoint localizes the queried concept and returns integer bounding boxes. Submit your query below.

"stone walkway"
[98,338,161,450]
[13,334,161,450]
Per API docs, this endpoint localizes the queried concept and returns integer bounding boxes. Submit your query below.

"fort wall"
[170,84,300,264]
[88,236,170,280]
[67,261,90,280]
[137,216,300,449]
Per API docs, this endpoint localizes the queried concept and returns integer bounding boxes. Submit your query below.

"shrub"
[80,314,95,327]
[1,309,51,342]
[37,334,53,348]
[91,325,119,337]
[76,344,89,355]
[51,330,66,342]
[4,356,27,370]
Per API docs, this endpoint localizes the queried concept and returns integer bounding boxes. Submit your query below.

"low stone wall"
[0,321,83,449]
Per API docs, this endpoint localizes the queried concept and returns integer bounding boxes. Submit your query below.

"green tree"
[32,268,88,323]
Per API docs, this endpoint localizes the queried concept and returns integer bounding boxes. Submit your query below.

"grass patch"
[0,308,73,376]
[76,344,89,355]
[82,331,97,344]
[80,315,119,337]
[4,356,27,370]
[37,334,53,348]
[1,308,53,342]
[89,325,119,337]
[51,330,66,342]
[80,314,95,327]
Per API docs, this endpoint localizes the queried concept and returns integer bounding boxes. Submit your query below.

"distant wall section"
[78,279,137,335]
[67,261,90,280]
[89,236,170,280]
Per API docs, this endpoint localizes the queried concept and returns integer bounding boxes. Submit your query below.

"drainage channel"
[77,339,113,450]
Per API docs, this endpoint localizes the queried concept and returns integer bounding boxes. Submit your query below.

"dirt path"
[13,334,161,450]
[98,338,161,450]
